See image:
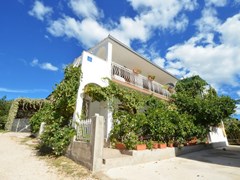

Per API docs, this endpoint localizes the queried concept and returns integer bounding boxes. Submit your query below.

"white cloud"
[127,0,198,11]
[152,57,165,68]
[28,1,53,21]
[48,17,109,47]
[205,0,227,7]
[235,104,240,115]
[166,13,240,89]
[131,0,196,32]
[30,58,58,71]
[0,87,48,93]
[195,7,220,33]
[68,0,101,19]
[234,0,240,4]
[47,0,198,47]
[41,63,58,71]
[218,14,240,46]
[31,58,38,66]
[237,91,240,97]
[111,16,150,46]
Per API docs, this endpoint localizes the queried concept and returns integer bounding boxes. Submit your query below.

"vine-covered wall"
[30,65,82,155]
[84,76,236,150]
[5,98,47,131]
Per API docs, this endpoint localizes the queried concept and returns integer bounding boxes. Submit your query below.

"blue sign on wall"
[87,56,92,62]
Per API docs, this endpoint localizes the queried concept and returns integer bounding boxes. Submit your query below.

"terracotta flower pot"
[133,69,141,74]
[115,143,126,150]
[168,143,173,148]
[153,143,158,149]
[159,143,167,149]
[136,144,146,150]
[148,76,155,81]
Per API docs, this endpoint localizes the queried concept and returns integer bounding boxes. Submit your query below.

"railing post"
[90,114,104,172]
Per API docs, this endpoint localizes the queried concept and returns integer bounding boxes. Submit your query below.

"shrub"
[0,96,12,130]
[29,102,53,134]
[32,65,81,155]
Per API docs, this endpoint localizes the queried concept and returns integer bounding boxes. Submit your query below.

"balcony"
[111,62,172,100]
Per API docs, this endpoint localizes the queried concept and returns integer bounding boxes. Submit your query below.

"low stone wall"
[66,115,105,172]
[102,142,227,170]
[66,139,92,169]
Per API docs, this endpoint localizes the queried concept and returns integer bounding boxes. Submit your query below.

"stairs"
[102,148,134,170]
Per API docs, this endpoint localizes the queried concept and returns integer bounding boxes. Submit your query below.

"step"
[103,148,132,159]
[102,155,134,170]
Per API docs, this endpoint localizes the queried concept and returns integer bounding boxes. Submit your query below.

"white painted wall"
[74,42,113,139]
[208,121,228,145]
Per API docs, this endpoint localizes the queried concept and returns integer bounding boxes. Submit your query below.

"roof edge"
[89,34,178,81]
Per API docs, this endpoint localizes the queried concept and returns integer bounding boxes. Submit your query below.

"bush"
[224,118,240,144]
[0,96,12,130]
[29,103,53,134]
[32,65,81,155]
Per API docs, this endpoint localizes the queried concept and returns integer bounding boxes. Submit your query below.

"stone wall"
[66,140,92,169]
[66,115,104,172]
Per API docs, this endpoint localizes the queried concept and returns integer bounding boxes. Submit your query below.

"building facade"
[72,35,178,140]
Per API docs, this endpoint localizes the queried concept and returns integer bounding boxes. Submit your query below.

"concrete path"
[102,146,240,180]
[0,132,71,180]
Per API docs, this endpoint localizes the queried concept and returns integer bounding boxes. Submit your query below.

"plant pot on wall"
[168,143,173,148]
[136,144,146,150]
[148,75,155,81]
[168,140,174,148]
[159,143,167,149]
[153,142,158,149]
[115,143,126,150]
[133,68,141,74]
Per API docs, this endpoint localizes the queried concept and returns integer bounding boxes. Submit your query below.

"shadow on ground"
[179,145,240,168]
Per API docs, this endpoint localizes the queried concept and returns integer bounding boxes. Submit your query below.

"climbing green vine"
[85,76,236,149]
[5,98,46,131]
[30,65,81,155]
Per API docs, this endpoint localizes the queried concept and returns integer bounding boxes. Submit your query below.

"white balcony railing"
[111,62,171,98]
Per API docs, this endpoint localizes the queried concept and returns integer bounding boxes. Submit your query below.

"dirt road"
[0,132,92,180]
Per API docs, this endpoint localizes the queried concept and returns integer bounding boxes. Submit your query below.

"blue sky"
[0,0,240,118]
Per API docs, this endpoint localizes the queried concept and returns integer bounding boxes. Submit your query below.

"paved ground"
[102,146,240,180]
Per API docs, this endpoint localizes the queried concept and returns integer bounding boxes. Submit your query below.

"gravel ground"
[0,132,94,180]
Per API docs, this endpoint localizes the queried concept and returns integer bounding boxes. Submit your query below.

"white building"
[72,35,228,146]
[72,35,178,141]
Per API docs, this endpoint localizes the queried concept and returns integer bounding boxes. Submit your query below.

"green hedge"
[5,98,47,131]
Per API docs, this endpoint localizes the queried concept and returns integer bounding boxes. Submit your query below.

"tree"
[173,75,236,127]
[0,96,12,129]
[224,118,240,144]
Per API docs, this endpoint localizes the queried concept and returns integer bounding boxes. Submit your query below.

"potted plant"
[136,141,147,150]
[158,141,167,149]
[115,142,126,150]
[152,141,159,149]
[189,137,197,145]
[146,140,153,150]
[148,75,155,81]
[167,140,174,148]
[133,68,141,74]
[123,132,138,150]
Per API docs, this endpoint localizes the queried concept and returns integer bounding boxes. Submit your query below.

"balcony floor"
[112,79,170,101]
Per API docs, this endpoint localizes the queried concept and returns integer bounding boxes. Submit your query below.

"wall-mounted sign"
[87,56,92,62]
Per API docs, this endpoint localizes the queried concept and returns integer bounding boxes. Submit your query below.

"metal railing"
[75,119,92,142]
[111,62,171,98]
